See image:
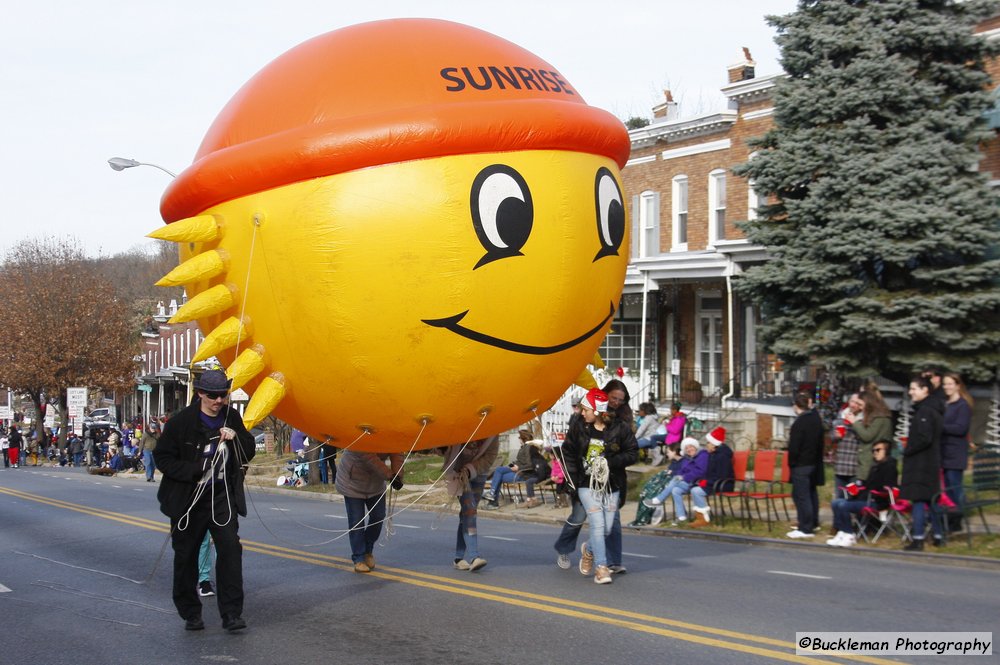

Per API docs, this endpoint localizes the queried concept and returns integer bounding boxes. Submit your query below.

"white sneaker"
[786,529,815,539]
[826,531,848,546]
[556,553,571,570]
[838,533,856,547]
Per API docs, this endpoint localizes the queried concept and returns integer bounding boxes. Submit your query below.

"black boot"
[903,538,924,552]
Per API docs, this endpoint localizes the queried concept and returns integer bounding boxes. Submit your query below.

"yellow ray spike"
[574,367,597,390]
[169,284,236,323]
[227,344,266,391]
[146,214,220,243]
[242,373,287,430]
[155,249,228,287]
[591,352,606,370]
[190,316,251,364]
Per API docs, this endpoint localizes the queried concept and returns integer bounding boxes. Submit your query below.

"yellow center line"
[0,485,904,665]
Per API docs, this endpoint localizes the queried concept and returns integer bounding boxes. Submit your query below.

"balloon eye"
[470,165,533,269]
[594,167,624,261]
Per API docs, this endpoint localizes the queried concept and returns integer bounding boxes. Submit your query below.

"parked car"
[252,427,266,452]
[84,407,117,427]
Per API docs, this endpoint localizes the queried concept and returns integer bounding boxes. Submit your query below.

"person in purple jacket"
[642,438,708,525]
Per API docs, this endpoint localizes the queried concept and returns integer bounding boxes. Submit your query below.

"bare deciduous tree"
[0,237,138,446]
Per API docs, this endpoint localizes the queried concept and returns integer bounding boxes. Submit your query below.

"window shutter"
[631,194,640,259]
[651,191,661,256]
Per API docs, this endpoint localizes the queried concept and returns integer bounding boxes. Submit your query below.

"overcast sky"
[0,0,797,258]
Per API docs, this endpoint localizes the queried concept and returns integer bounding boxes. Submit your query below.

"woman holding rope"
[561,388,638,585]
[440,435,500,571]
[153,369,256,633]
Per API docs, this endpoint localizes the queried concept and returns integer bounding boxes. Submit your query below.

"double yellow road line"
[0,485,902,665]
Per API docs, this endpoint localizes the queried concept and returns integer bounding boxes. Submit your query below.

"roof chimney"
[727,47,756,83]
[652,89,679,120]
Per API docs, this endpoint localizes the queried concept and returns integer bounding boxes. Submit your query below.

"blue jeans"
[319,447,336,484]
[943,468,964,510]
[911,501,943,540]
[456,475,485,562]
[553,495,623,566]
[653,476,690,515]
[344,495,386,563]
[689,486,710,512]
[488,466,518,498]
[577,488,619,568]
[143,449,155,480]
[637,437,657,449]
[831,498,867,533]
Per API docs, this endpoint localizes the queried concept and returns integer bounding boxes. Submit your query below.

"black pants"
[169,491,244,621]
[791,465,819,532]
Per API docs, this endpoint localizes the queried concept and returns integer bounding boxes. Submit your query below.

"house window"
[637,191,660,257]
[708,169,726,244]
[598,319,657,374]
[671,175,688,250]
[748,180,767,221]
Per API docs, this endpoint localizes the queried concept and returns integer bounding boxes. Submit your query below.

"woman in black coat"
[901,375,944,550]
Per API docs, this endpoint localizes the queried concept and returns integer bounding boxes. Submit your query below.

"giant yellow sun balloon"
[152,18,630,451]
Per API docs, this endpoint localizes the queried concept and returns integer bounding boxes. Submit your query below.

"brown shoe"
[353,561,371,573]
[690,511,711,528]
[594,565,613,584]
[523,497,541,509]
[579,543,594,576]
[363,553,375,571]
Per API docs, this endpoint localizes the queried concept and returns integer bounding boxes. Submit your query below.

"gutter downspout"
[722,262,737,407]
[639,272,649,401]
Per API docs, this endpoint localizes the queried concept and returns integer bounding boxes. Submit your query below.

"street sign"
[67,387,87,408]
[137,384,153,393]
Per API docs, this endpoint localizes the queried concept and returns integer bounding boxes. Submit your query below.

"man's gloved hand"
[391,476,404,491]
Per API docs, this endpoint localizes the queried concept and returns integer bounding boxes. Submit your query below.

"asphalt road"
[1,466,997,665]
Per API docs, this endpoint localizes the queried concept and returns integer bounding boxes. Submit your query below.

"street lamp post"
[109,156,179,422]
[107,157,177,178]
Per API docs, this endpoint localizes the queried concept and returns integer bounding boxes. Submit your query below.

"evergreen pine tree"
[735,0,1000,383]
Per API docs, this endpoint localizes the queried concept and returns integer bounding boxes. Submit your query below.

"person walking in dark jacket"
[901,375,944,550]
[153,370,256,632]
[787,393,825,539]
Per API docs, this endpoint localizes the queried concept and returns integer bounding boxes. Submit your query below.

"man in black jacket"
[153,370,256,632]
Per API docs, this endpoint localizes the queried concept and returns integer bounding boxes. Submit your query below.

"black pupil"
[606,199,624,248]
[496,196,532,250]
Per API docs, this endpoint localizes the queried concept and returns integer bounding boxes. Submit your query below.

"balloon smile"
[422,303,614,355]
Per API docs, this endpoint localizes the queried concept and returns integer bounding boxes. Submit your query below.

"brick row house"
[610,22,1000,446]
[610,52,793,445]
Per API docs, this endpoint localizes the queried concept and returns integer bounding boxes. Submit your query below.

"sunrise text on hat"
[440,66,576,95]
